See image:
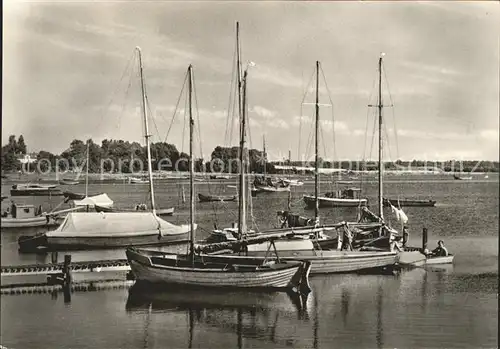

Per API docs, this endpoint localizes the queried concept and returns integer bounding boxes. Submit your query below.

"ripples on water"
[1,177,498,348]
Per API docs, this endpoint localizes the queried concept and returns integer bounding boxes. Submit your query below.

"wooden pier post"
[422,227,428,252]
[63,254,72,288]
[51,251,58,264]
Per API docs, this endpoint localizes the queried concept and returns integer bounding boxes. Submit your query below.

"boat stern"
[288,260,312,295]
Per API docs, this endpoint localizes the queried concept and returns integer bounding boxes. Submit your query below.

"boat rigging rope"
[163,73,189,144]
[360,69,378,194]
[224,42,238,146]
[383,64,400,159]
[319,65,338,162]
[298,69,316,163]
[95,50,136,132]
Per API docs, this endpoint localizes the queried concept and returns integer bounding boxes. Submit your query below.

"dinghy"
[198,193,237,203]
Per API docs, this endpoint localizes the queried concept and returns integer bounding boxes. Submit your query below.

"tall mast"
[314,61,320,224]
[136,47,156,214]
[236,22,245,239]
[85,141,89,197]
[188,65,195,259]
[377,54,384,220]
[236,22,243,119]
[239,69,248,239]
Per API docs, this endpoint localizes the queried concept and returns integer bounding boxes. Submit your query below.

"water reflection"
[126,284,311,348]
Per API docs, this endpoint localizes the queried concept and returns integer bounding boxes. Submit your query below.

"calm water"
[1,175,498,348]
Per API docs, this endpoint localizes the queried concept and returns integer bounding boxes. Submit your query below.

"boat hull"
[383,198,436,207]
[425,255,454,265]
[10,189,63,196]
[198,193,237,202]
[304,195,367,208]
[156,207,175,216]
[45,231,189,249]
[1,216,60,228]
[127,248,311,291]
[211,248,398,274]
[253,186,291,193]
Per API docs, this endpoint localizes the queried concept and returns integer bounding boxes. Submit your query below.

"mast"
[377,54,384,220]
[236,22,245,239]
[238,69,248,239]
[188,65,195,259]
[314,61,320,224]
[136,47,156,214]
[85,140,89,197]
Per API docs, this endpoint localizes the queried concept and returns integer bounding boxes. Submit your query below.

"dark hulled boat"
[198,193,237,203]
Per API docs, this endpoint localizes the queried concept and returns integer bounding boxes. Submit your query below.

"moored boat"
[304,194,367,208]
[126,247,311,292]
[156,207,175,216]
[198,193,237,203]
[383,198,436,207]
[252,176,291,194]
[206,238,398,275]
[59,179,79,185]
[18,211,192,250]
[126,60,310,294]
[281,178,304,186]
[10,183,63,196]
[1,203,62,228]
[453,174,472,180]
[129,177,149,184]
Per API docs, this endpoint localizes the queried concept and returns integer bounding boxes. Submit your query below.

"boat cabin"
[325,187,362,199]
[2,203,42,219]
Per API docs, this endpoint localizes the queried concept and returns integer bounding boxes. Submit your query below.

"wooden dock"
[1,258,130,276]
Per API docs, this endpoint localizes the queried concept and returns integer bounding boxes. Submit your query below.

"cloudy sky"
[3,1,499,161]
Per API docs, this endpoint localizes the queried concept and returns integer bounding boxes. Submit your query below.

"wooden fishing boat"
[127,60,310,294]
[198,193,237,203]
[383,198,436,207]
[10,184,63,196]
[126,247,311,292]
[304,182,367,208]
[1,203,61,228]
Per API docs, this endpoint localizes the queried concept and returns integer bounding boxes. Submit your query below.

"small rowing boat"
[198,193,237,203]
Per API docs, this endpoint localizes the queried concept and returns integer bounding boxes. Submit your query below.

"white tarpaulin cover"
[74,194,114,208]
[47,212,194,237]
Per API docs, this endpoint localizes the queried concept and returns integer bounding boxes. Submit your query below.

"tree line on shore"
[1,135,499,174]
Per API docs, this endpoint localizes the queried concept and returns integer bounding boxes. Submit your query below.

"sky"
[3,1,499,161]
